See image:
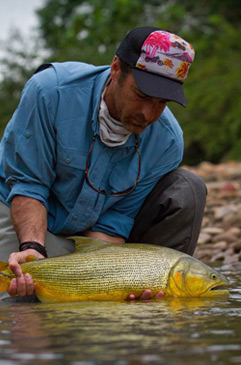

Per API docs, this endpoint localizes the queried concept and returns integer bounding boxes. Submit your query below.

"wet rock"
[223,253,240,265]
[194,248,213,261]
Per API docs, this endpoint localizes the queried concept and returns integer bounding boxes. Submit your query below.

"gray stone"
[212,233,237,244]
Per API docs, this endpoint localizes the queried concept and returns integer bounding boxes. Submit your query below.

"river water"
[0,263,240,365]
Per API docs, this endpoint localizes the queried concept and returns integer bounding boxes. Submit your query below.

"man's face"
[105,57,168,134]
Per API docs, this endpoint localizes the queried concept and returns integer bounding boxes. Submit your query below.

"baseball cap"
[116,26,195,106]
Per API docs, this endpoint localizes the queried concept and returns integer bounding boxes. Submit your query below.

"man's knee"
[167,168,207,209]
[174,167,207,194]
[144,167,207,216]
[129,168,207,255]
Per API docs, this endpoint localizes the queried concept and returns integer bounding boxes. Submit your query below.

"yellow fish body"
[0,237,229,302]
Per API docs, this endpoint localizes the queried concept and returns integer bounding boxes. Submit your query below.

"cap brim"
[132,68,187,107]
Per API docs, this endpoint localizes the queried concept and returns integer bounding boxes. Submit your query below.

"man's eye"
[136,93,147,99]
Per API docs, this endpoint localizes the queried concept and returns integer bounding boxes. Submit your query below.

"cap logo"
[136,30,195,82]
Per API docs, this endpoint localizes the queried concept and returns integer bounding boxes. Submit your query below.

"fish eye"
[211,273,217,280]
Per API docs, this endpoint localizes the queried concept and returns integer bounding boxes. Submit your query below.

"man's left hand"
[127,289,165,300]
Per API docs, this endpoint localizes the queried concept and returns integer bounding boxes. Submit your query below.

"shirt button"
[72,215,78,221]
[65,157,71,164]
[25,132,30,138]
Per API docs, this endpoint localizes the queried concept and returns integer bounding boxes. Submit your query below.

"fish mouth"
[210,284,228,291]
[205,282,229,296]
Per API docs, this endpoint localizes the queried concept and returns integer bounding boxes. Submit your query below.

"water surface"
[0,263,240,364]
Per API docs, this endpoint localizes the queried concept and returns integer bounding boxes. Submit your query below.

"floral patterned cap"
[116,26,195,106]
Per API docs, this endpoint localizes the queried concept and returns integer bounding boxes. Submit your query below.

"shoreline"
[184,161,241,264]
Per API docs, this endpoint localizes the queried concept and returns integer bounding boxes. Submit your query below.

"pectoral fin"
[0,261,11,292]
[35,283,59,302]
[35,283,74,303]
[0,262,8,271]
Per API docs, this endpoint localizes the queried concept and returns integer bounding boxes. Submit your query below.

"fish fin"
[25,255,40,262]
[35,283,69,303]
[0,261,10,292]
[68,236,110,253]
[35,283,55,302]
[0,281,9,292]
[0,261,8,271]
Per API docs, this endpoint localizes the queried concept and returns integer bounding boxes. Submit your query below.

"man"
[0,26,206,299]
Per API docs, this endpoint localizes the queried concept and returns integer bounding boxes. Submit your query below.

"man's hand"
[8,249,44,297]
[127,289,165,301]
[9,196,48,297]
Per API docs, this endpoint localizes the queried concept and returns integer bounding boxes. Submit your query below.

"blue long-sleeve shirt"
[0,62,183,238]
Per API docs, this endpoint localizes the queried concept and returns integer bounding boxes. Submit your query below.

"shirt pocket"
[57,149,87,170]
[107,166,139,194]
[54,147,87,204]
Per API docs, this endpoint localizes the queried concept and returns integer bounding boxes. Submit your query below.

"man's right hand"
[8,249,44,297]
[9,196,48,297]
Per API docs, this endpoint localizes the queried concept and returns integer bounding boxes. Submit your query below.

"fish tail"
[0,261,11,292]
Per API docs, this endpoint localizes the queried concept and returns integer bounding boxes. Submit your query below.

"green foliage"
[0,31,46,136]
[0,0,241,164]
[170,17,241,164]
[36,0,163,64]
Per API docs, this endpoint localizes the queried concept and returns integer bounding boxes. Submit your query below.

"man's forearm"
[11,196,47,245]
[7,196,47,297]
[84,229,125,243]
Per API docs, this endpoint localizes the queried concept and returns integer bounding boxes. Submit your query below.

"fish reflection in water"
[0,296,239,363]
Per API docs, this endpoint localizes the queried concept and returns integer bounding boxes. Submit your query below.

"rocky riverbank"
[184,161,241,265]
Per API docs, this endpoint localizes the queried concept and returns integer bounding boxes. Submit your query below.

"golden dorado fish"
[0,237,229,302]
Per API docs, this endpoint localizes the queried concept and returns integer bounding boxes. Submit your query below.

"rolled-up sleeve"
[91,210,134,239]
[3,67,58,208]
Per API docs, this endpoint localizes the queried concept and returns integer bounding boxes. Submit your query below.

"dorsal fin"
[68,236,110,253]
[26,255,40,262]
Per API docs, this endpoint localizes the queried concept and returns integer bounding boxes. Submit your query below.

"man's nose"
[141,101,165,123]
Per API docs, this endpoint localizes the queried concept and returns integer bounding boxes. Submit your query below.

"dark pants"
[129,168,206,255]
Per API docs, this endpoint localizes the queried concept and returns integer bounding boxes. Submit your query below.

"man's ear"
[110,56,121,81]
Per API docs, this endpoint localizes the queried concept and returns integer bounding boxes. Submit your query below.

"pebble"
[184,161,241,264]
[198,232,211,245]
[212,206,237,220]
[202,227,224,235]
[230,239,241,251]
[211,233,237,244]
[225,227,241,236]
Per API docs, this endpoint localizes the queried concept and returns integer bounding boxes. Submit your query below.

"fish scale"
[15,245,180,297]
[0,238,229,302]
